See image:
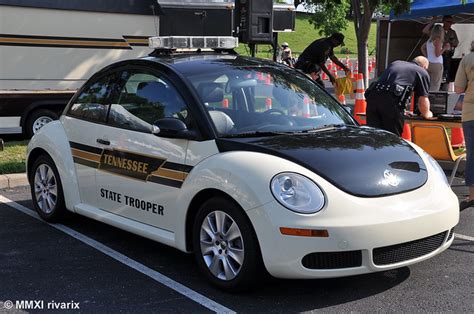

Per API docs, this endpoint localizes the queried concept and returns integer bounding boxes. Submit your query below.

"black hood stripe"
[216,127,427,197]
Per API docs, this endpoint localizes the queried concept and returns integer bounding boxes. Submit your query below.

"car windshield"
[187,62,355,137]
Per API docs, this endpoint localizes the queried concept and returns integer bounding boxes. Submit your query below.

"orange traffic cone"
[265,97,272,110]
[349,62,355,99]
[402,123,412,141]
[352,61,359,96]
[303,97,311,117]
[451,128,465,148]
[354,73,366,125]
[338,94,346,105]
[331,63,338,81]
[222,98,229,108]
[265,74,272,85]
[322,71,328,81]
[327,60,333,71]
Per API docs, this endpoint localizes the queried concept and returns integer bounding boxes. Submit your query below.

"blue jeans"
[462,120,474,186]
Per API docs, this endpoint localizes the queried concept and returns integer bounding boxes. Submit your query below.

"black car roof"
[141,52,288,76]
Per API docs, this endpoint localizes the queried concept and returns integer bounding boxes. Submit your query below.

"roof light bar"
[149,36,238,50]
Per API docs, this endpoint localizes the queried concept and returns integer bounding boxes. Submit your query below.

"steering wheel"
[264,108,286,115]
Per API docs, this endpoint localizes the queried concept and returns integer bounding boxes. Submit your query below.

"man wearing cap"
[423,15,459,82]
[294,33,350,88]
[281,42,293,67]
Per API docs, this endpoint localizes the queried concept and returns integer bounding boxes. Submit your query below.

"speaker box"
[159,7,233,36]
[236,0,273,44]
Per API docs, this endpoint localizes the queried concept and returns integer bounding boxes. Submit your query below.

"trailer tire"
[26,109,58,138]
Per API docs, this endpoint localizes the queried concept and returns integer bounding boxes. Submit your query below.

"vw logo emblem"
[384,170,399,187]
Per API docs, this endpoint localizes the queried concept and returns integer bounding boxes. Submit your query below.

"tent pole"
[385,21,392,68]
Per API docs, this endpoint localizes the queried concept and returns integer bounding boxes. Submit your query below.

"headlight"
[270,172,325,214]
[421,151,449,187]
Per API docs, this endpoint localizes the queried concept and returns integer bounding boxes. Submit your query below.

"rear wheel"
[193,197,262,291]
[30,154,67,222]
[26,109,58,137]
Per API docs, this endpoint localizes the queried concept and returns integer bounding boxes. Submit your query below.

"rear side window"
[68,74,114,123]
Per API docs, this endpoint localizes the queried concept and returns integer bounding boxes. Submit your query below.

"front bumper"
[247,179,459,279]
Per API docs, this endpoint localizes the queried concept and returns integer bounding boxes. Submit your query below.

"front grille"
[447,228,454,241]
[373,231,447,266]
[302,250,362,269]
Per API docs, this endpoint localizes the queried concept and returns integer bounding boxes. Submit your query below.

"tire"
[26,109,58,138]
[193,197,263,291]
[30,154,67,222]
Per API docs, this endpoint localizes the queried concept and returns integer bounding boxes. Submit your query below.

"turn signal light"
[280,227,329,237]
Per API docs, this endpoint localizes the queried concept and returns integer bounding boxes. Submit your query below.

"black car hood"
[216,127,428,197]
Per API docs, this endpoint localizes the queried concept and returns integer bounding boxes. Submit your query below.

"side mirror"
[153,118,197,140]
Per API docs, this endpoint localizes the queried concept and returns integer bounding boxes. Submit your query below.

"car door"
[95,67,193,233]
[63,73,117,207]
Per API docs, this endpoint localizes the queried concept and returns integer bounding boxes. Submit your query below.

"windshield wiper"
[222,131,290,138]
[300,123,349,133]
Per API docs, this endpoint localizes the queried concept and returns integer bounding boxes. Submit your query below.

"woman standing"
[455,41,474,211]
[421,25,448,91]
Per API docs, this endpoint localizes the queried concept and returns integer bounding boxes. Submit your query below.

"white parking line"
[0,195,235,314]
[454,233,474,242]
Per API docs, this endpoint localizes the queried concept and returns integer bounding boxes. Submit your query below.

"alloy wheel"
[199,210,245,281]
[34,164,58,214]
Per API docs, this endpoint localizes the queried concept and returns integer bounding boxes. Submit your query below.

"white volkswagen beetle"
[27,37,459,291]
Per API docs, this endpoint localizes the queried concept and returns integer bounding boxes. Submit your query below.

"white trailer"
[0,0,161,136]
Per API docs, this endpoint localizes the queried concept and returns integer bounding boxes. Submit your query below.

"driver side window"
[108,70,190,133]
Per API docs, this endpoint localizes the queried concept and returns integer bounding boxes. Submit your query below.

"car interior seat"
[208,110,235,135]
[197,82,225,105]
[197,82,235,134]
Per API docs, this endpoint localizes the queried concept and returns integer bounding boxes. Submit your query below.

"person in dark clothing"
[295,33,350,88]
[366,56,433,136]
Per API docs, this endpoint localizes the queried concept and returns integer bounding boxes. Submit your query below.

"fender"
[27,120,81,212]
[173,150,312,251]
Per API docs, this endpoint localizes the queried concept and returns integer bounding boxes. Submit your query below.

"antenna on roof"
[151,4,159,36]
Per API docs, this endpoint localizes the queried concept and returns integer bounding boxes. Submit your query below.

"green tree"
[307,0,351,36]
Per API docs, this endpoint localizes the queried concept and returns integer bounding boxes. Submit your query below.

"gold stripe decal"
[71,148,101,163]
[152,168,185,181]
[0,34,153,49]
[70,144,192,187]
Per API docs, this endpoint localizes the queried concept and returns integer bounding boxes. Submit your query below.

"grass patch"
[236,13,377,59]
[0,140,28,174]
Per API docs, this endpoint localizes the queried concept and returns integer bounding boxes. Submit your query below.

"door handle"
[96,138,110,145]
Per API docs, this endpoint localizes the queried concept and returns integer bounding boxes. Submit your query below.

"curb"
[0,173,29,190]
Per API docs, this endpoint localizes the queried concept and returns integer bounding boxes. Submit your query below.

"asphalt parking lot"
[0,183,473,313]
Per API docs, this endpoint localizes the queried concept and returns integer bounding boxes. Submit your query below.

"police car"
[27,36,459,291]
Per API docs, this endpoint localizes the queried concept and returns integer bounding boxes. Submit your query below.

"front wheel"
[30,154,67,222]
[193,197,263,291]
